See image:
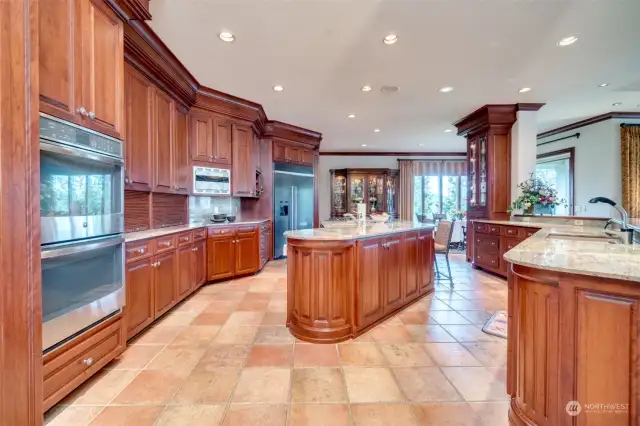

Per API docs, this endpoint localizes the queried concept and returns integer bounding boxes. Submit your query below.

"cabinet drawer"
[236,225,257,235]
[474,251,501,270]
[474,223,488,233]
[475,234,500,251]
[176,231,193,247]
[193,228,207,241]
[524,228,540,238]
[486,224,501,235]
[43,315,125,411]
[126,240,153,263]
[504,237,523,252]
[155,235,176,253]
[503,226,524,238]
[208,226,235,238]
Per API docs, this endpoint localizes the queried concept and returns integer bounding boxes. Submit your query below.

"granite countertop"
[476,219,640,282]
[125,219,270,243]
[284,221,435,241]
[472,218,561,229]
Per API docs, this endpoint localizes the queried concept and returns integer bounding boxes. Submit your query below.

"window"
[536,148,574,215]
[414,174,467,221]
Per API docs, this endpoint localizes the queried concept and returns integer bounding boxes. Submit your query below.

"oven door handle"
[41,235,124,259]
[40,140,124,166]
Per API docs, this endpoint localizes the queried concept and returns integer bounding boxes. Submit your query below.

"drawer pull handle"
[160,242,171,247]
[83,357,93,366]
[491,241,496,246]
[192,247,198,252]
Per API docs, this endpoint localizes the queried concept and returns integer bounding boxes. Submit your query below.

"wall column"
[510,105,544,203]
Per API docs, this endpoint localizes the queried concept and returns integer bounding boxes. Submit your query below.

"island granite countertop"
[284,220,435,241]
[473,219,640,282]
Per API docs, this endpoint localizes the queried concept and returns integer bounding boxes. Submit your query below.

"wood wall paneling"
[1,0,43,422]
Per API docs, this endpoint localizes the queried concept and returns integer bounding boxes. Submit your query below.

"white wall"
[318,155,462,221]
[537,118,640,218]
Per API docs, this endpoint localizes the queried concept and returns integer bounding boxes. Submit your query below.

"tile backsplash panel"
[189,196,241,223]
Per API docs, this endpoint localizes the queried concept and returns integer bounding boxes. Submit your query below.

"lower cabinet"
[153,250,177,317]
[193,239,207,289]
[383,235,404,314]
[236,229,259,275]
[207,225,261,281]
[357,238,385,329]
[207,235,236,281]
[176,245,194,300]
[404,232,421,302]
[125,258,155,339]
[418,230,435,294]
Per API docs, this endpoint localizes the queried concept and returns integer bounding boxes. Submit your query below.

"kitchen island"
[494,221,640,426]
[284,221,435,343]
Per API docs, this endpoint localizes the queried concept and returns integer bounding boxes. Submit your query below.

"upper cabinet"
[173,104,190,194]
[124,63,152,191]
[189,108,232,165]
[40,0,124,140]
[273,142,314,166]
[232,124,255,197]
[152,89,174,193]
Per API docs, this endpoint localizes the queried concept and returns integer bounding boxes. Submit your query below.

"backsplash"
[189,196,241,223]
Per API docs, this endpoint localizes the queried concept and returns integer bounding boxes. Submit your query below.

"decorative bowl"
[226,215,236,223]
[370,214,389,223]
[212,213,227,220]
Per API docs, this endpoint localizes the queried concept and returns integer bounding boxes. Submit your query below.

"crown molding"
[264,121,322,149]
[454,104,518,137]
[537,111,640,139]
[516,103,546,112]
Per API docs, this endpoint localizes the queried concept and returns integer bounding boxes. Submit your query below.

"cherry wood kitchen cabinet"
[382,235,404,314]
[235,227,259,275]
[301,149,315,166]
[153,250,176,318]
[213,119,233,165]
[176,246,194,300]
[39,0,124,140]
[193,239,207,289]
[207,233,236,281]
[173,104,190,193]
[232,123,255,196]
[273,141,314,166]
[418,230,435,294]
[357,238,385,330]
[124,63,153,191]
[207,225,264,281]
[152,88,174,193]
[404,232,420,303]
[125,257,155,339]
[189,109,233,165]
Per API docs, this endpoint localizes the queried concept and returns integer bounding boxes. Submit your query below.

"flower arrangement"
[452,210,466,220]
[508,173,565,214]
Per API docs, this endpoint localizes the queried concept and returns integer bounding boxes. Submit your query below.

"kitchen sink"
[546,232,623,244]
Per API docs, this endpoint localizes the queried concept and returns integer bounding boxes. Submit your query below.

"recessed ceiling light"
[383,34,398,45]
[444,129,453,133]
[361,144,368,147]
[438,86,454,93]
[598,83,609,87]
[373,128,381,133]
[348,114,356,119]
[518,87,532,93]
[273,85,284,92]
[219,32,235,43]
[612,102,622,106]
[361,85,372,92]
[557,36,578,47]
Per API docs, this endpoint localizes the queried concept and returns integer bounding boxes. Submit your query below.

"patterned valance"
[399,160,468,177]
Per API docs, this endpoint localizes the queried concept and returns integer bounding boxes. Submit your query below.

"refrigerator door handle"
[290,186,295,231]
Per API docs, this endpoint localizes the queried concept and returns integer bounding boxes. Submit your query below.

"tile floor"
[45,253,510,426]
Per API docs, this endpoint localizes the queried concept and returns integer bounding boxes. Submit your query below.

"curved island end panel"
[284,222,435,343]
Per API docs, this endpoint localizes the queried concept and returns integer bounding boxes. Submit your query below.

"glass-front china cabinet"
[330,169,399,218]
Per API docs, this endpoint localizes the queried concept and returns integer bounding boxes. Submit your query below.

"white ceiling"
[149,0,640,152]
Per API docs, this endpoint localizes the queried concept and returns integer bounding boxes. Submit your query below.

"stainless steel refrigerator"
[273,163,314,258]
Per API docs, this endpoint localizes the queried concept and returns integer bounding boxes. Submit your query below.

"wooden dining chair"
[434,219,455,285]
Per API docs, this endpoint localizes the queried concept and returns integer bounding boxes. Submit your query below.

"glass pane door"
[368,175,384,214]
[349,175,365,214]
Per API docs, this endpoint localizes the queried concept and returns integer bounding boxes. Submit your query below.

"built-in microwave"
[193,166,231,195]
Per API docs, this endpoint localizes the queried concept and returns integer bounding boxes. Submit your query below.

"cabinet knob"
[88,111,96,120]
[77,107,88,116]
[209,155,214,159]
[125,177,131,184]
[83,357,93,366]
[192,247,198,252]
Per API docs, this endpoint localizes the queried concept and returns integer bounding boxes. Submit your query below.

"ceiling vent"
[380,85,399,94]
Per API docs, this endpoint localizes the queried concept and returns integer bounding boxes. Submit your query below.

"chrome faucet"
[589,197,634,244]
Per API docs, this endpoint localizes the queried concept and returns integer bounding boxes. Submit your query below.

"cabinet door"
[404,232,420,302]
[418,232,434,294]
[301,149,314,166]
[153,251,176,318]
[235,232,258,275]
[176,245,193,301]
[125,258,154,339]
[287,146,301,164]
[39,0,82,124]
[153,89,174,193]
[173,104,190,193]
[193,240,207,289]
[232,124,253,196]
[124,63,152,191]
[80,0,123,139]
[207,236,235,281]
[383,236,404,314]
[356,238,384,329]
[190,111,213,162]
[213,119,232,164]
[273,143,287,163]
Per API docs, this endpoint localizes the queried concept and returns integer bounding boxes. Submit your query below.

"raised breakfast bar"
[284,221,435,343]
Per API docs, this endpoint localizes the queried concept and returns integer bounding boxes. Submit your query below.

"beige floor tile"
[441,367,509,401]
[429,310,472,325]
[254,326,295,343]
[213,325,258,344]
[196,344,251,369]
[423,343,482,367]
[171,368,240,404]
[88,406,164,426]
[155,405,226,426]
[397,311,434,325]
[107,345,163,370]
[203,300,240,314]
[63,369,139,405]
[468,401,510,426]
[225,311,265,326]
[246,344,293,367]
[405,325,457,343]
[462,341,507,367]
[261,311,287,325]
[351,403,416,426]
[146,345,207,376]
[290,368,347,403]
[411,403,482,425]
[232,367,291,403]
[191,312,231,325]
[171,325,221,346]
[456,310,493,325]
[156,311,199,327]
[349,331,376,343]
[423,299,454,311]
[393,367,462,402]
[338,343,387,366]
[379,343,435,367]
[441,325,501,342]
[343,367,404,403]
[294,344,340,367]
[45,406,103,426]
[237,298,269,311]
[222,404,288,426]
[111,370,185,405]
[267,299,287,312]
[288,404,351,426]
[372,325,414,343]
[132,326,185,345]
